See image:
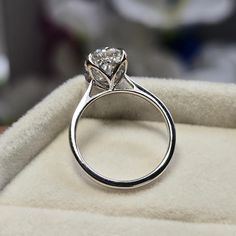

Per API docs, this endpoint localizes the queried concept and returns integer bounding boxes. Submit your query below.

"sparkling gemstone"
[87,47,127,89]
[90,47,123,76]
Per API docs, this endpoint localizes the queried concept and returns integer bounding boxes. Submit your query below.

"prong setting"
[85,47,128,89]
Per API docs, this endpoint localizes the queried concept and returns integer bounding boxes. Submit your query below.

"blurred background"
[0,0,236,125]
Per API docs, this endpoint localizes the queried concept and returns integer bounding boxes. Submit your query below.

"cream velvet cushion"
[0,76,236,235]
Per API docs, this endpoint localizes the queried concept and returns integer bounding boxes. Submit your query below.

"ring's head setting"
[85,47,127,89]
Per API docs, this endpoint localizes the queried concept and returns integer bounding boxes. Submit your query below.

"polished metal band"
[69,75,176,189]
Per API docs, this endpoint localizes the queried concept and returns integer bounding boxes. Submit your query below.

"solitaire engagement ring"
[69,47,176,189]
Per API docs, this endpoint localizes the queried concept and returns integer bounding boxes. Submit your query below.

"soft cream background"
[0,76,236,235]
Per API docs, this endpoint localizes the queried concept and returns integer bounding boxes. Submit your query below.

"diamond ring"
[69,47,176,189]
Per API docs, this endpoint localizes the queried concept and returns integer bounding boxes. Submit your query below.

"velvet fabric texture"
[0,76,236,235]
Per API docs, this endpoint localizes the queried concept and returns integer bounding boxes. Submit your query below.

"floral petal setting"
[86,47,127,89]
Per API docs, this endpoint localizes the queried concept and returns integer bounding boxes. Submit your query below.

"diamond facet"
[90,47,123,76]
[86,47,127,89]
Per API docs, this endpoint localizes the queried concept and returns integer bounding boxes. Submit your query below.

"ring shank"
[69,79,176,189]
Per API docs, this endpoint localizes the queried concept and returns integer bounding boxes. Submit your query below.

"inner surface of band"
[76,92,169,181]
